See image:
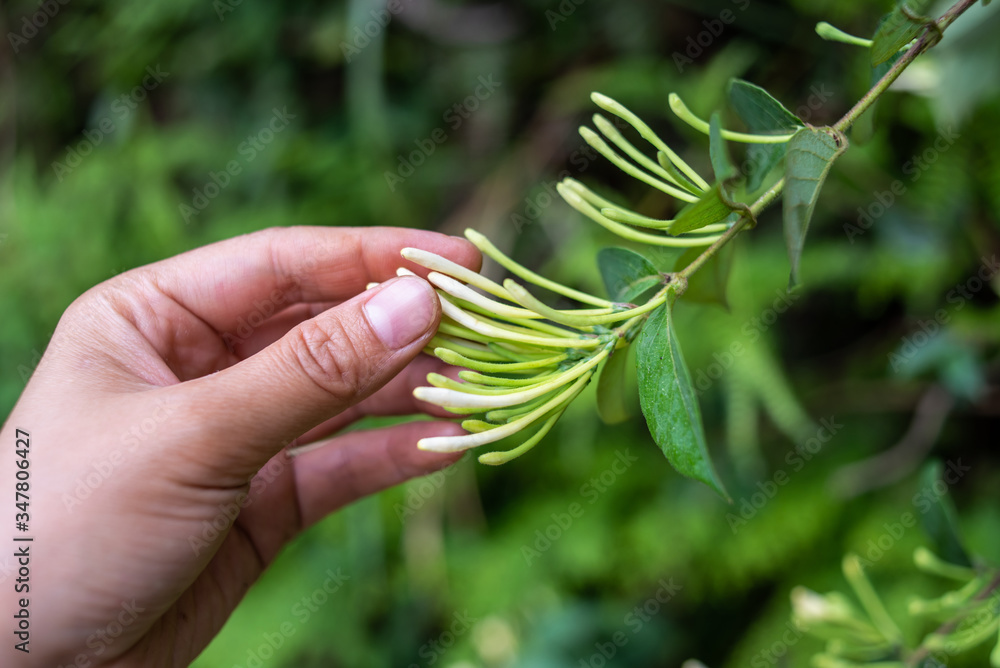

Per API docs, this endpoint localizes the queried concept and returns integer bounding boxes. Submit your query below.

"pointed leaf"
[871,0,933,66]
[746,143,788,194]
[783,126,847,286]
[597,247,662,304]
[636,300,729,499]
[918,461,972,567]
[709,111,737,183]
[728,79,802,193]
[597,346,635,425]
[728,79,803,132]
[642,246,688,273]
[670,184,736,236]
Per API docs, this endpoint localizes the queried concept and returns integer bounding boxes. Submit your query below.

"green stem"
[679,0,977,285]
[678,177,784,280]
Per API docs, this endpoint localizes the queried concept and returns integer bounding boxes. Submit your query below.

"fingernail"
[364,277,437,349]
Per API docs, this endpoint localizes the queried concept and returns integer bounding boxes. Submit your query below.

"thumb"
[179,276,441,479]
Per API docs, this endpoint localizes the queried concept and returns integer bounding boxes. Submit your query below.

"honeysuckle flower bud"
[668,92,799,143]
[402,89,766,466]
[792,587,855,624]
[403,232,665,465]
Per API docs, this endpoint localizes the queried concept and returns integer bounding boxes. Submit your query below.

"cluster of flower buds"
[393,229,669,465]
[792,549,1000,666]
[385,90,801,465]
[553,91,796,249]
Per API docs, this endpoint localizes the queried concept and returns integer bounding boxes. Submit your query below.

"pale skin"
[0,226,481,667]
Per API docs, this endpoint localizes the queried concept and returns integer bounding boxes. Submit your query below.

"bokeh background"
[2,0,1000,666]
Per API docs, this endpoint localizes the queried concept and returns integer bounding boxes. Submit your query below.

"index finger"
[145,226,481,333]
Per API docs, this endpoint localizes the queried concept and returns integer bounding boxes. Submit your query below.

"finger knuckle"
[286,319,367,404]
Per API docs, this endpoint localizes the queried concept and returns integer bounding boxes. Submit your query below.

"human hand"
[0,226,480,667]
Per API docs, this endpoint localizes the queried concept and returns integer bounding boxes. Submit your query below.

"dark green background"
[2,0,999,665]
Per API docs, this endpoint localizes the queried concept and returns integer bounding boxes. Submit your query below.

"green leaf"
[746,143,787,194]
[782,127,847,286]
[728,79,803,132]
[636,300,729,499]
[871,50,903,88]
[918,461,972,567]
[728,79,802,193]
[596,346,635,425]
[871,0,933,66]
[597,247,662,304]
[709,111,737,183]
[676,242,734,308]
[641,246,687,273]
[670,184,736,236]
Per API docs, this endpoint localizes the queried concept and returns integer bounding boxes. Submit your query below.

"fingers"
[178,276,443,482]
[291,421,465,528]
[226,301,338,360]
[145,226,480,334]
[294,353,461,445]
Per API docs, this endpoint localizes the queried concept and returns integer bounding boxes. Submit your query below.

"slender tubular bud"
[434,347,568,373]
[415,348,608,410]
[580,126,700,203]
[402,247,513,300]
[591,114,701,196]
[463,229,614,307]
[478,411,563,465]
[559,181,723,247]
[417,372,594,452]
[438,293,603,349]
[668,93,797,143]
[600,206,730,234]
[505,279,668,326]
[590,92,711,191]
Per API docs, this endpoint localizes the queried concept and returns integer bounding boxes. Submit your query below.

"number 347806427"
[14,429,30,529]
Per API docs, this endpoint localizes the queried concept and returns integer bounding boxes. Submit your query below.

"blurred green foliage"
[1,0,999,666]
